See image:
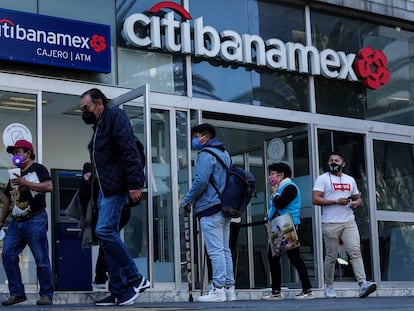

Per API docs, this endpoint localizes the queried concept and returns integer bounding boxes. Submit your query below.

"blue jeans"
[2,211,53,298]
[95,191,141,296]
[200,211,234,288]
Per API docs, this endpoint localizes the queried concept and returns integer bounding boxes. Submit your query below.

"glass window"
[314,77,365,118]
[374,140,414,212]
[312,10,414,125]
[364,27,414,126]
[117,49,185,95]
[42,93,91,171]
[311,12,368,118]
[190,0,308,110]
[116,0,181,48]
[0,0,37,12]
[116,0,185,95]
[378,221,414,281]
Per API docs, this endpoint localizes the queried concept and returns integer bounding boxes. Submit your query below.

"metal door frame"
[109,85,155,286]
[365,132,414,283]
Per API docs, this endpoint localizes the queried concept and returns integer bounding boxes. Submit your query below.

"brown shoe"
[1,295,27,306]
[36,296,53,305]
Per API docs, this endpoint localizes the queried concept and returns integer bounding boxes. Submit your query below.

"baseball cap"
[6,139,34,154]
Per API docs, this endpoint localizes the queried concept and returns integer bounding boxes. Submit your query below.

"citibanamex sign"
[123,1,390,90]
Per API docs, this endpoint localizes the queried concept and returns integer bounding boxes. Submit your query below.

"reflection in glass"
[123,105,149,278]
[151,109,175,282]
[116,0,184,95]
[364,27,414,126]
[190,0,308,110]
[378,221,414,281]
[118,49,185,95]
[374,140,414,212]
[312,10,414,125]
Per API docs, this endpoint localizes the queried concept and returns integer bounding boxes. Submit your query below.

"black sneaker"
[1,296,27,306]
[135,276,150,293]
[117,286,139,306]
[94,294,116,306]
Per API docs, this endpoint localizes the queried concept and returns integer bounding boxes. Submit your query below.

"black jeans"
[267,241,312,292]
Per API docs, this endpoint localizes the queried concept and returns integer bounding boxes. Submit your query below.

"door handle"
[66,227,81,232]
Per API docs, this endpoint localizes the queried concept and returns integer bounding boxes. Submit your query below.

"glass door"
[367,133,414,282]
[316,129,373,282]
[0,90,38,287]
[263,126,314,288]
[122,94,191,288]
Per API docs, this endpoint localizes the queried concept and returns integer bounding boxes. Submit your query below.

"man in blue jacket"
[80,88,149,306]
[181,123,236,302]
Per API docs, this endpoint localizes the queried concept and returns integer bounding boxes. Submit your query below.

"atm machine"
[51,169,92,291]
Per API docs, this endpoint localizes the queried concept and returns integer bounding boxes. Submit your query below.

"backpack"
[201,148,256,218]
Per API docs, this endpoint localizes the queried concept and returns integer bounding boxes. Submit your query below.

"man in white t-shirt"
[312,152,376,299]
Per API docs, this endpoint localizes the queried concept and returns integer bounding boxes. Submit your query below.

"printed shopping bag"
[267,213,300,257]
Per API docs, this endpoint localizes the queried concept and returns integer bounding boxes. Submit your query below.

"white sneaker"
[225,286,236,301]
[324,284,337,298]
[359,281,377,298]
[198,287,226,302]
[91,282,106,291]
[262,290,282,300]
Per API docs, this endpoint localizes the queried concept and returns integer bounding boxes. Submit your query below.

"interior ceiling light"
[0,95,47,111]
[1,101,36,107]
[9,96,37,102]
[0,106,31,111]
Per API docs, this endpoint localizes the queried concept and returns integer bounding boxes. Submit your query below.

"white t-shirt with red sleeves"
[313,172,359,223]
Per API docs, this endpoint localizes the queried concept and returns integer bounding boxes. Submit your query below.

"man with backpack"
[181,123,236,302]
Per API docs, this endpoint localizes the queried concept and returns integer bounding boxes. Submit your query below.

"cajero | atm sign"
[0,8,110,73]
[123,1,390,90]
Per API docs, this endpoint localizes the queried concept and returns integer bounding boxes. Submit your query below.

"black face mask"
[328,163,341,173]
[82,111,97,124]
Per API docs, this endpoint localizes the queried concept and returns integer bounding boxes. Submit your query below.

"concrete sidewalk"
[2,296,414,311]
[1,285,414,310]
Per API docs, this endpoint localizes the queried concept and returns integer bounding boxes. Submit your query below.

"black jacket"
[88,106,145,197]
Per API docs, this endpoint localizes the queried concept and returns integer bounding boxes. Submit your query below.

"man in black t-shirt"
[0,140,54,306]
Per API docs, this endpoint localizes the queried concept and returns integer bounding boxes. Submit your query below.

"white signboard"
[2,123,33,149]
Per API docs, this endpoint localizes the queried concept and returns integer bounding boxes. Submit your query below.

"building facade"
[0,0,413,297]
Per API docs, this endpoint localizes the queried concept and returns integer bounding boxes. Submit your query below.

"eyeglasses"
[80,101,96,112]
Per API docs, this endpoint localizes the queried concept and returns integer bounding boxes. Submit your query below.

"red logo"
[148,1,192,20]
[90,34,107,53]
[354,46,390,90]
[332,183,351,191]
[0,19,14,26]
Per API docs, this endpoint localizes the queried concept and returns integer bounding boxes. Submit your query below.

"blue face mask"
[192,137,204,150]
